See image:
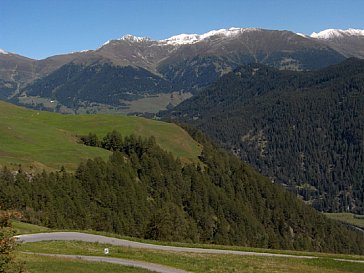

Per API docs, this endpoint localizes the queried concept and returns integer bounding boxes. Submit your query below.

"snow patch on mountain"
[100,28,261,48]
[311,28,364,39]
[0,48,9,55]
[102,40,111,46]
[162,27,260,45]
[296,33,308,38]
[163,33,200,45]
[120,34,151,42]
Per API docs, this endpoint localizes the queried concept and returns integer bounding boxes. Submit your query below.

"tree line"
[1,130,364,254]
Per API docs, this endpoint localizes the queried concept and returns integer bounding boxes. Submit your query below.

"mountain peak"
[99,28,262,48]
[100,35,151,47]
[311,28,364,39]
[0,48,9,55]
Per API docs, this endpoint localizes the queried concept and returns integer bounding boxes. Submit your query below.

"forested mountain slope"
[163,58,364,214]
[1,129,364,254]
[23,62,174,108]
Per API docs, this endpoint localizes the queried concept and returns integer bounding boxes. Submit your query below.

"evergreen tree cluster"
[164,58,364,214]
[1,131,364,254]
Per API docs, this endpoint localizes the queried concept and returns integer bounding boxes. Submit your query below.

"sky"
[1,0,364,59]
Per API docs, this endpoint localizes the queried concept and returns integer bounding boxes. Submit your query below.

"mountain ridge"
[311,28,364,39]
[1,27,363,114]
[2,27,363,60]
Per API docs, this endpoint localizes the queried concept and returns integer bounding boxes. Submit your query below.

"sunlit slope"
[0,101,201,170]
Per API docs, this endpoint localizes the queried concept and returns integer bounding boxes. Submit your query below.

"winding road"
[16,232,316,258]
[16,232,364,273]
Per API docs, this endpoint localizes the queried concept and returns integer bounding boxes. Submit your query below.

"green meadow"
[12,220,50,235]
[12,222,364,272]
[324,213,364,229]
[19,253,150,273]
[0,101,201,171]
[12,221,364,261]
[19,240,364,273]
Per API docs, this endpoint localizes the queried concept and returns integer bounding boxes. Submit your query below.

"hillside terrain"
[1,123,364,255]
[1,27,364,261]
[324,213,364,229]
[162,58,364,214]
[1,28,352,114]
[0,101,201,171]
[10,223,364,273]
[18,236,364,273]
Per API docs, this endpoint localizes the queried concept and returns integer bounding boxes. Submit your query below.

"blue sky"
[1,0,363,59]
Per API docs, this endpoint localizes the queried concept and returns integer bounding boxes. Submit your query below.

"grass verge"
[19,241,364,273]
[13,221,50,235]
[18,252,151,273]
[13,222,364,261]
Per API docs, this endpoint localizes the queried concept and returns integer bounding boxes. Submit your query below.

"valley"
[17,91,192,115]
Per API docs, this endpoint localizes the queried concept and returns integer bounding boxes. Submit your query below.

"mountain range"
[1,27,363,113]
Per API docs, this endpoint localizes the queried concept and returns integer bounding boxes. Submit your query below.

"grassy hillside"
[3,129,364,255]
[325,213,364,229]
[0,101,201,171]
[20,254,150,273]
[13,222,364,272]
[12,220,50,234]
